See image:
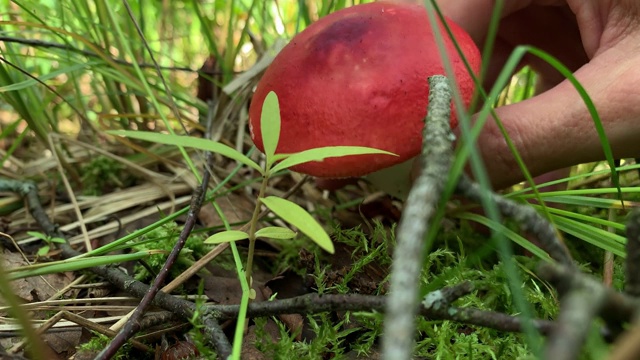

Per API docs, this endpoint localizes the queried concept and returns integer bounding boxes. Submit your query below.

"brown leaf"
[43,329,82,356]
[1,250,75,303]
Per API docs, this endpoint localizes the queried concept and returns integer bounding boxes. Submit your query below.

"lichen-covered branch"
[544,276,607,359]
[210,283,555,335]
[456,175,574,267]
[538,261,640,358]
[382,75,455,360]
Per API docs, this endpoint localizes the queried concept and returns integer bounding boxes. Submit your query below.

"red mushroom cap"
[249,1,481,178]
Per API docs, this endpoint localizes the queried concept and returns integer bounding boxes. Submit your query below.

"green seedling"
[28,231,67,258]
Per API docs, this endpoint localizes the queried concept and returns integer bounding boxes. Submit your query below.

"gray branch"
[382,75,455,360]
[456,175,574,267]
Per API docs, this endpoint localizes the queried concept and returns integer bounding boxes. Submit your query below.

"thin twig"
[96,163,213,358]
[120,0,188,136]
[382,75,455,360]
[544,278,608,359]
[96,2,224,357]
[207,286,555,335]
[456,175,574,267]
[538,262,640,333]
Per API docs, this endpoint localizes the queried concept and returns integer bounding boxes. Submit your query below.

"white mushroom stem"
[382,75,454,360]
[364,158,415,200]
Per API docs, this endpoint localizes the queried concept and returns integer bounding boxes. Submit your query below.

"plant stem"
[245,175,269,286]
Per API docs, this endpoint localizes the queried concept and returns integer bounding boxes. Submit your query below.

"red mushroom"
[249,1,480,180]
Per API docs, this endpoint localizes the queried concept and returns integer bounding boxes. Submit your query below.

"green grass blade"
[455,212,551,261]
[553,216,626,256]
[108,130,263,174]
[9,251,158,280]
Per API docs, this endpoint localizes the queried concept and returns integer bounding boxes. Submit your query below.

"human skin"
[395,0,640,189]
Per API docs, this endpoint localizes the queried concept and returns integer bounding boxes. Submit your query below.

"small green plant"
[109,90,395,359]
[27,231,67,258]
[109,92,394,280]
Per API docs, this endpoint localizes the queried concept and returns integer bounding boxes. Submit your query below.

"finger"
[471,83,582,189]
[481,25,640,189]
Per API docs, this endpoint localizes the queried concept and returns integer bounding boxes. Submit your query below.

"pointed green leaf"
[260,196,334,253]
[8,251,158,280]
[255,226,297,240]
[27,231,47,241]
[204,230,249,244]
[270,146,397,174]
[108,130,263,174]
[261,91,281,167]
[271,153,290,162]
[37,246,50,257]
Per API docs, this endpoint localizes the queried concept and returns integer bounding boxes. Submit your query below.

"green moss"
[255,222,564,359]
[76,332,133,360]
[80,156,134,196]
[131,222,210,285]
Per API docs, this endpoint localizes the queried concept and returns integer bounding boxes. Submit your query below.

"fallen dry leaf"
[1,250,75,303]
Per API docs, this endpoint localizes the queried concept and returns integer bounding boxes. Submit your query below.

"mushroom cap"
[249,1,481,178]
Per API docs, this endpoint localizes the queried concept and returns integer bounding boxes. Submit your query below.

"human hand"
[401,0,640,188]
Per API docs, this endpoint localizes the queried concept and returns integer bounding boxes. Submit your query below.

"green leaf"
[261,91,281,168]
[37,246,50,257]
[255,226,297,240]
[270,146,397,174]
[51,237,67,244]
[204,230,250,244]
[8,251,158,280]
[260,196,334,253]
[108,130,263,175]
[26,231,47,241]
